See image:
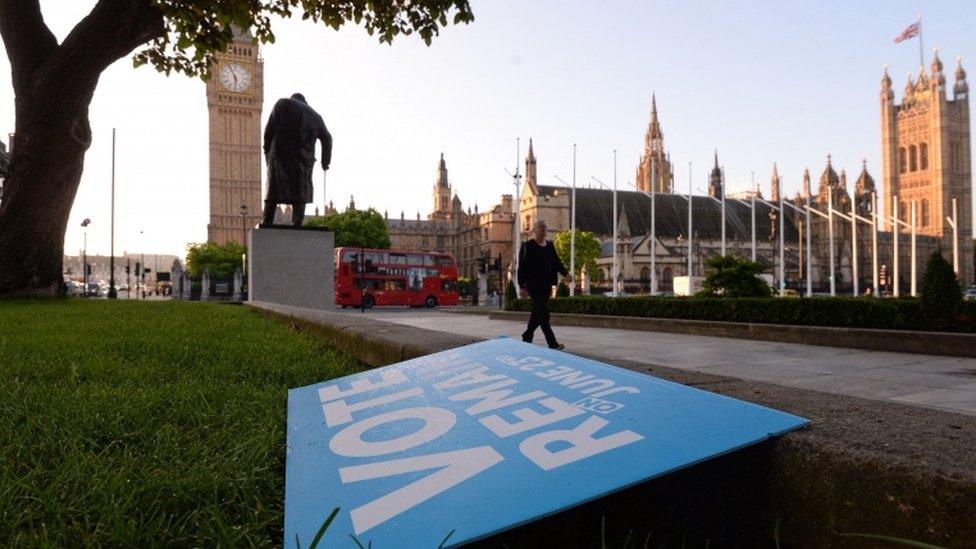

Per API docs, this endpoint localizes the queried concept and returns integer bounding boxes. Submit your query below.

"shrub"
[920,250,962,327]
[506,295,976,333]
[700,255,771,298]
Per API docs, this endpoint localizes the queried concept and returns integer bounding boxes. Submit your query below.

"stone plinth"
[248,226,334,310]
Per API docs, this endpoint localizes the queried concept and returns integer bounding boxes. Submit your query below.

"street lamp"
[240,202,249,248]
[81,218,91,297]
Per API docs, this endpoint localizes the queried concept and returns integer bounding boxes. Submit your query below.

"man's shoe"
[551,343,565,351]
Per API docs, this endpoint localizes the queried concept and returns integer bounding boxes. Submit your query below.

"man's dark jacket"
[263,97,332,204]
[517,239,567,291]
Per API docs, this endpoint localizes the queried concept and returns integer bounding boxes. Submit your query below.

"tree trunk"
[0,91,93,297]
[0,0,163,297]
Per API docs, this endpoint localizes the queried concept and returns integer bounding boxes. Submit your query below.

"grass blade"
[308,507,340,549]
[840,533,946,549]
[437,529,456,549]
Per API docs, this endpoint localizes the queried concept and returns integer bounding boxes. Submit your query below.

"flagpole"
[917,14,924,69]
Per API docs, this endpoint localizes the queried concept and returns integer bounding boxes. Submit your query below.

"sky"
[1,1,974,257]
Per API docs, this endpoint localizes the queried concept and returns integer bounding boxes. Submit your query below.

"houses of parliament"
[205,33,972,290]
[382,52,972,290]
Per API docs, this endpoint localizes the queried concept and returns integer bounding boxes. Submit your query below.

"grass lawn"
[0,299,363,547]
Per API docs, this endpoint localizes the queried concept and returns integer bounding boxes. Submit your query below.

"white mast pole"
[828,189,836,296]
[570,143,577,296]
[687,162,693,277]
[779,197,785,296]
[952,197,959,275]
[872,192,879,298]
[751,172,757,262]
[612,150,618,293]
[720,168,726,255]
[806,193,812,297]
[852,206,859,297]
[893,197,900,297]
[910,200,917,297]
[650,156,657,294]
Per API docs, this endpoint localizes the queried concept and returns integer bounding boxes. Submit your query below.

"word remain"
[316,363,644,534]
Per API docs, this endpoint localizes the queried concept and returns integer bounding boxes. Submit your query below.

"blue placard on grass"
[285,339,807,547]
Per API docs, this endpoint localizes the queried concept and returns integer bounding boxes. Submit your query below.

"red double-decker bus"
[335,247,459,308]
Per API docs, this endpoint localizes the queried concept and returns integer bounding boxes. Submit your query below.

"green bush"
[506,295,976,333]
[700,255,771,298]
[556,281,570,297]
[920,250,962,328]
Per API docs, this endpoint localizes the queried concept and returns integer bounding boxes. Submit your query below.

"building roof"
[536,185,799,241]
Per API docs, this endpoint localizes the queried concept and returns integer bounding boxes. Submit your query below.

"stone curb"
[489,310,976,358]
[248,301,976,547]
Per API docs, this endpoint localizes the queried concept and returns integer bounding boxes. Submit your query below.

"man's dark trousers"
[522,287,558,348]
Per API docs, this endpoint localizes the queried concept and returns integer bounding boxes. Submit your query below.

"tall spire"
[436,152,449,188]
[770,163,781,202]
[525,138,538,192]
[635,91,672,193]
[955,56,969,98]
[802,167,811,197]
[708,149,723,199]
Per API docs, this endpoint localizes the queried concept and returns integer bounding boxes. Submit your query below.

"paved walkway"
[338,308,976,417]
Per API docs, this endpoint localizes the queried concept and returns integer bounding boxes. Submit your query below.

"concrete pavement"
[345,307,976,417]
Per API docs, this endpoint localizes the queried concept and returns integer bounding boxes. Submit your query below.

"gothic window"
[909,145,918,171]
[661,267,673,291]
[899,201,907,222]
[640,267,650,281]
[921,199,930,227]
[919,143,928,170]
[899,147,907,174]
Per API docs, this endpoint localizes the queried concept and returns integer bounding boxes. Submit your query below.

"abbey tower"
[881,51,972,284]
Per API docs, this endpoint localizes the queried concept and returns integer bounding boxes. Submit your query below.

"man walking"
[262,93,333,227]
[518,219,572,349]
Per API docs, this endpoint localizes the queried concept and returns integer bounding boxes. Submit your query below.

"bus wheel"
[363,295,375,309]
[425,296,437,308]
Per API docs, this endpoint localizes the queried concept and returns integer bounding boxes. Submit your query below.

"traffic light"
[135,262,141,276]
[124,264,130,274]
[85,264,91,275]
[493,257,501,272]
[144,268,152,275]
[477,256,486,274]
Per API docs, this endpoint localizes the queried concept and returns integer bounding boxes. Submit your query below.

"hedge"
[505,295,976,333]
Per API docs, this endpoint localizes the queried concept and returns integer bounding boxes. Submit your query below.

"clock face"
[219,63,251,93]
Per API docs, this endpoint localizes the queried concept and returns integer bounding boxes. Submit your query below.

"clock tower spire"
[206,28,264,245]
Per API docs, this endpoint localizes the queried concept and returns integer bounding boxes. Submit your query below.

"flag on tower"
[894,22,920,43]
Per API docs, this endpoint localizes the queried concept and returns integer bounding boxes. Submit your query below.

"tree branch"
[42,0,164,92]
[0,0,58,90]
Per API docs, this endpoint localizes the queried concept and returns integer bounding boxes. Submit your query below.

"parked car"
[964,288,976,302]
[602,291,630,298]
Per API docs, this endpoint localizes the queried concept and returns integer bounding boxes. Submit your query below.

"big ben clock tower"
[206,29,264,245]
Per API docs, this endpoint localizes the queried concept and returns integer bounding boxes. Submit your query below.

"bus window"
[342,250,358,263]
[423,255,435,266]
[354,278,382,290]
[384,279,406,291]
[436,256,455,267]
[389,254,407,265]
[407,254,424,266]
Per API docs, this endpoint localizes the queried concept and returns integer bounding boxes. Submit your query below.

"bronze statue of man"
[262,93,332,227]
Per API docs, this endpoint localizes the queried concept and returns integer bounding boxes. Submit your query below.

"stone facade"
[881,52,973,285]
[206,29,264,245]
[384,154,514,280]
[385,73,973,294]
